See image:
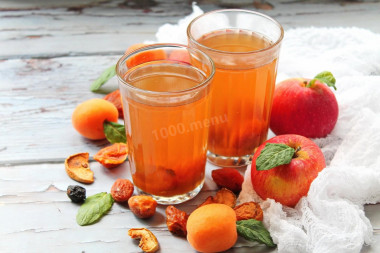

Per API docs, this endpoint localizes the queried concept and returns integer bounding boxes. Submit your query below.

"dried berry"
[67,185,86,203]
[94,143,128,169]
[234,202,263,221]
[111,179,134,202]
[198,188,237,208]
[128,228,159,253]
[212,168,244,193]
[128,196,157,219]
[165,206,189,237]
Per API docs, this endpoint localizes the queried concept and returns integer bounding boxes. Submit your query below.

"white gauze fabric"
[238,32,380,253]
[150,5,380,252]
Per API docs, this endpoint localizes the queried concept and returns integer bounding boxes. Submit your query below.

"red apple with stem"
[270,71,338,138]
[251,134,326,207]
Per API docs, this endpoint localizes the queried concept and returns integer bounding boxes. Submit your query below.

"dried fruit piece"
[198,196,215,207]
[128,196,157,219]
[165,206,189,237]
[94,143,128,169]
[128,228,159,253]
[234,201,263,221]
[198,188,237,208]
[111,179,134,202]
[212,168,244,193]
[213,188,237,208]
[104,90,123,119]
[65,152,94,184]
[67,185,86,203]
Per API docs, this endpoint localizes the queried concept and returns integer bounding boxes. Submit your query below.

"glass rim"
[116,43,215,96]
[187,9,284,55]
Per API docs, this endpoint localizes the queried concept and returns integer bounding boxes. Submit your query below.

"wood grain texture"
[1,0,380,59]
[1,0,380,252]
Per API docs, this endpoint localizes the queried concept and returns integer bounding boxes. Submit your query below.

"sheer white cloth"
[151,5,380,252]
[238,28,380,253]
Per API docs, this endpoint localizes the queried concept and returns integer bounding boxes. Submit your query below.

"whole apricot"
[72,98,118,140]
[187,203,237,253]
[125,43,147,54]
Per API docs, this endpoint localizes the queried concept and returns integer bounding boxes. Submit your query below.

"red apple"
[270,71,339,138]
[251,134,325,207]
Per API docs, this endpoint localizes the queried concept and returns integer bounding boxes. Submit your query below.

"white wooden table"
[1,0,380,252]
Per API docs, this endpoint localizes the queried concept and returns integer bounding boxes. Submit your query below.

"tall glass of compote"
[117,44,214,204]
[187,9,284,167]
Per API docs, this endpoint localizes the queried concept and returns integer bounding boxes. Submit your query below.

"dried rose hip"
[234,201,263,221]
[128,195,157,219]
[111,178,134,202]
[165,206,189,237]
[211,168,244,193]
[104,90,123,119]
[67,185,86,203]
[94,143,128,169]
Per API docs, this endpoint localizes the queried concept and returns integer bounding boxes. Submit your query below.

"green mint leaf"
[76,192,114,226]
[236,219,276,247]
[256,143,294,171]
[308,71,337,90]
[103,121,126,144]
[90,64,116,92]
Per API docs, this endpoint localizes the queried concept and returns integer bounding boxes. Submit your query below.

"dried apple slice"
[65,152,94,184]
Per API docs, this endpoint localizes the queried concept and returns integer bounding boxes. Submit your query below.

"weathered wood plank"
[1,1,380,59]
[0,56,118,164]
[1,161,379,252]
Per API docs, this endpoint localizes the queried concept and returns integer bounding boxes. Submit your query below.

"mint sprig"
[76,192,114,226]
[103,121,126,144]
[236,219,276,247]
[256,143,295,171]
[90,64,116,92]
[307,71,337,90]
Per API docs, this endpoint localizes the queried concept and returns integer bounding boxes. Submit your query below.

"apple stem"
[293,146,301,158]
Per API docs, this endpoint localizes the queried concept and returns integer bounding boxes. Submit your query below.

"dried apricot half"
[65,152,94,184]
[234,201,263,221]
[104,90,123,119]
[198,188,237,208]
[94,143,128,169]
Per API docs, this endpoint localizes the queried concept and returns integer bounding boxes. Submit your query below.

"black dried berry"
[67,185,86,203]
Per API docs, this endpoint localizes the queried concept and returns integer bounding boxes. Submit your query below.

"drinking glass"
[116,44,214,204]
[187,9,284,167]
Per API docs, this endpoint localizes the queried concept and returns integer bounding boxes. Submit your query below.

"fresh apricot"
[126,46,166,68]
[125,43,147,55]
[72,98,118,140]
[187,203,237,253]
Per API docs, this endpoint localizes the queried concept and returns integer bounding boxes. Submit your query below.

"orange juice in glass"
[188,10,284,167]
[117,44,214,204]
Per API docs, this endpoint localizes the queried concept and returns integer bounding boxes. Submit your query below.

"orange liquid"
[122,63,209,197]
[198,29,278,157]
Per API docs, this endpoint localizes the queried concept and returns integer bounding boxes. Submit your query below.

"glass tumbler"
[187,9,284,167]
[116,44,214,204]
